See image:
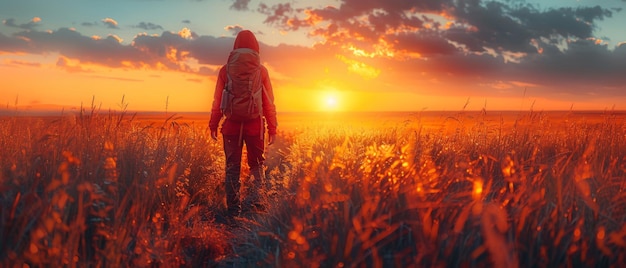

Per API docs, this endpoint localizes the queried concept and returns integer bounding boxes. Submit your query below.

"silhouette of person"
[209,30,278,218]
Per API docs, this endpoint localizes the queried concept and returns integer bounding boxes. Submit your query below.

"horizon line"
[2,108,626,117]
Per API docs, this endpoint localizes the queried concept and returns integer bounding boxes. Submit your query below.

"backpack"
[220,48,264,122]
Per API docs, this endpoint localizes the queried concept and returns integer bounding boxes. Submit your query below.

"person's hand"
[267,133,276,145]
[210,129,218,141]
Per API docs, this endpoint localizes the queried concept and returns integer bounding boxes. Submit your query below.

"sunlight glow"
[319,89,341,111]
[325,96,337,108]
[336,55,381,79]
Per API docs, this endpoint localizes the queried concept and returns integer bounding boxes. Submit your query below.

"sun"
[325,95,338,108]
[320,91,341,111]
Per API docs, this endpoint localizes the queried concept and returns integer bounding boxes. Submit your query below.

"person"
[209,30,278,218]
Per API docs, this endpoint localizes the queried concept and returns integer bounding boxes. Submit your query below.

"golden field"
[1,108,625,267]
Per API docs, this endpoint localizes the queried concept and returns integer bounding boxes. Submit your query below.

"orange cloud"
[56,56,91,73]
[109,34,123,43]
[4,59,41,67]
[224,25,244,36]
[102,18,118,29]
[178,27,193,39]
[336,55,380,79]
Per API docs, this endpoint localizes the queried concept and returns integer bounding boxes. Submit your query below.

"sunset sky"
[1,0,625,112]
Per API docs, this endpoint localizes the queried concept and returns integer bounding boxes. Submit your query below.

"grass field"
[1,107,625,267]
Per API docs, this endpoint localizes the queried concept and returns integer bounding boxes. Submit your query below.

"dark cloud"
[0,26,237,72]
[0,32,29,52]
[1,25,345,87]
[179,35,233,65]
[258,3,308,30]
[515,39,626,89]
[81,21,98,27]
[447,1,537,53]
[259,0,613,56]
[392,31,459,56]
[24,28,143,67]
[134,22,163,31]
[3,18,20,28]
[450,3,612,54]
[401,38,626,97]
[258,1,456,56]
[3,17,41,30]
[182,20,191,24]
[231,0,251,11]
[131,31,193,70]
[260,0,450,34]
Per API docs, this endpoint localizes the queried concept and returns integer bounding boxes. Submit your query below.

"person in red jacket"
[209,30,278,218]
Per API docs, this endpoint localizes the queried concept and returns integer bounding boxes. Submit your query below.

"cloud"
[0,32,29,52]
[258,3,308,31]
[1,0,625,103]
[231,0,251,11]
[56,56,91,73]
[109,34,124,43]
[182,20,191,24]
[258,0,614,58]
[128,30,233,68]
[18,25,346,85]
[177,27,196,39]
[89,75,143,82]
[102,18,119,29]
[3,17,41,30]
[514,39,626,90]
[448,3,612,54]
[393,31,458,57]
[225,25,244,36]
[81,21,98,27]
[251,0,626,98]
[134,22,163,31]
[336,54,381,79]
[7,28,145,68]
[0,26,231,72]
[3,59,41,68]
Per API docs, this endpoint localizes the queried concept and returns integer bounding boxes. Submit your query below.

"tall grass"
[234,110,626,267]
[0,106,229,267]
[1,108,625,267]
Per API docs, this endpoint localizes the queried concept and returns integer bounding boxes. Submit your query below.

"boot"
[225,175,241,217]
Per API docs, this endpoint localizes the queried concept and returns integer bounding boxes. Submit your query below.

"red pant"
[223,133,265,216]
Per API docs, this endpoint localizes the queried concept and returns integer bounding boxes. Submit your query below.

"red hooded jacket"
[209,30,278,136]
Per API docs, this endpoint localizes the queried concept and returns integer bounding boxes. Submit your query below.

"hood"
[233,30,260,53]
